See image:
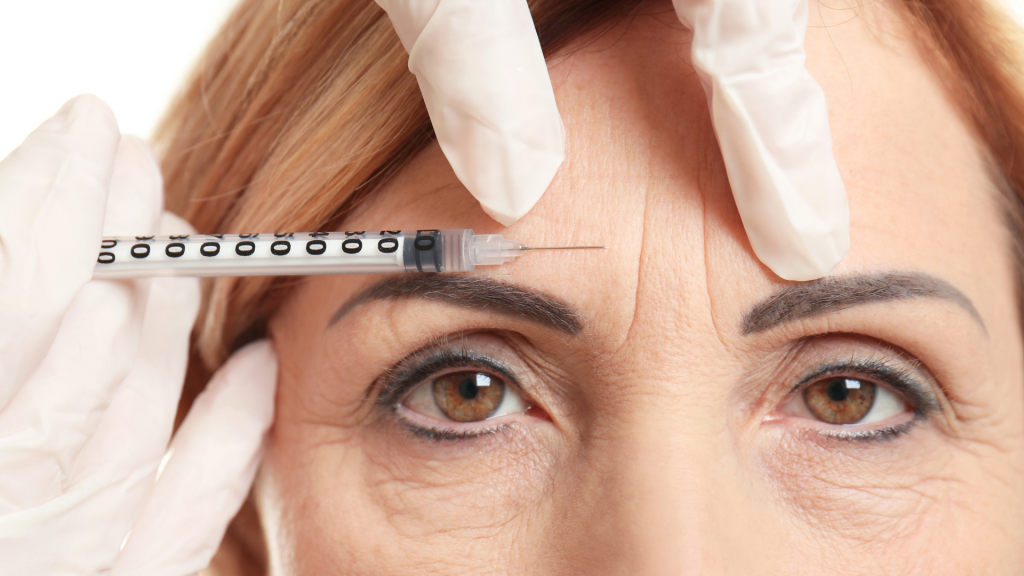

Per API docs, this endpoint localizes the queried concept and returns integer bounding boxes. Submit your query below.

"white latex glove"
[376,0,849,281]
[374,0,565,226]
[0,95,277,576]
[673,0,849,280]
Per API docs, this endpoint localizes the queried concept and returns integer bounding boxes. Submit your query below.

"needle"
[519,246,608,251]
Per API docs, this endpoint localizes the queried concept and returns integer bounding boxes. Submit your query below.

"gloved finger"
[0,278,196,572]
[112,340,277,576]
[102,135,164,237]
[0,133,165,512]
[376,0,565,226]
[0,280,147,515]
[0,94,121,407]
[61,212,200,557]
[0,212,199,572]
[155,210,197,237]
[673,0,849,281]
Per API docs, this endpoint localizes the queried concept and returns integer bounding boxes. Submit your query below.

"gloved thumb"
[111,340,277,576]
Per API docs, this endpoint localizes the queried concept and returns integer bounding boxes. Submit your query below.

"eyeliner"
[792,358,940,416]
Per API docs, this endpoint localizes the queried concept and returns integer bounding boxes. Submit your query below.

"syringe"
[92,229,605,279]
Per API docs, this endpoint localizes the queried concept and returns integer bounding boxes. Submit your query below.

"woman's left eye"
[400,370,528,423]
[779,376,911,426]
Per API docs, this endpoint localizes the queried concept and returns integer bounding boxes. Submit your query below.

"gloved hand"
[0,95,277,576]
[672,0,849,281]
[374,0,565,228]
[375,0,849,281]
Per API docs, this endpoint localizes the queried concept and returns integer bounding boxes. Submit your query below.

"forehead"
[331,0,1014,350]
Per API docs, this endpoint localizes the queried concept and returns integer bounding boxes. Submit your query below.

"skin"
[257,1,1024,573]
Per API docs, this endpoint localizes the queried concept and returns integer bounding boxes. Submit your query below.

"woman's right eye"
[399,369,529,425]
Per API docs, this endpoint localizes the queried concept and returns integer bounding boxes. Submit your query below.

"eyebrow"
[741,272,984,335]
[327,275,583,335]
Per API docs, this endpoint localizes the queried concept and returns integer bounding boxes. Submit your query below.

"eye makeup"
[791,357,940,415]
[376,344,520,408]
[375,340,532,441]
[394,417,514,442]
[379,335,944,447]
[778,356,941,442]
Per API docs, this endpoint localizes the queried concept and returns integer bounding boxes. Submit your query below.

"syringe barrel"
[401,229,474,273]
[92,229,476,279]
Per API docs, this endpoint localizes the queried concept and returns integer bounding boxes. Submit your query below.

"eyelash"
[813,421,917,443]
[380,345,939,445]
[394,416,512,441]
[786,357,939,442]
[377,344,523,441]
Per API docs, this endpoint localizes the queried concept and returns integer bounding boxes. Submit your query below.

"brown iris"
[803,377,876,424]
[432,371,504,422]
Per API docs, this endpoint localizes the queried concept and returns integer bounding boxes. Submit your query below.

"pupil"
[827,379,850,402]
[458,377,478,400]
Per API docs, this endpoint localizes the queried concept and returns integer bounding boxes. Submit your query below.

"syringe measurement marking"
[96,231,403,264]
[92,229,606,279]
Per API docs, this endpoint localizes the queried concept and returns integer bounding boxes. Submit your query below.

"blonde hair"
[158,0,645,415]
[154,0,1024,572]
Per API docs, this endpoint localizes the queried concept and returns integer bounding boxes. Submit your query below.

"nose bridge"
[583,361,777,575]
[571,160,778,573]
[618,401,725,573]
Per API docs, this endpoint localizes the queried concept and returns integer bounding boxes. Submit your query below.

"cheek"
[757,424,1014,569]
[262,412,562,572]
[360,423,556,528]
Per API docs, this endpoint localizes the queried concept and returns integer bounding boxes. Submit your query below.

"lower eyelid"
[393,409,517,441]
[798,418,920,444]
[398,419,509,441]
[772,400,918,442]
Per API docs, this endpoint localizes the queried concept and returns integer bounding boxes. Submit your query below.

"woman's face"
[260,1,1024,573]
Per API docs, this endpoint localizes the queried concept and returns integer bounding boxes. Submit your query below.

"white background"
[0,0,237,159]
[2,0,1024,160]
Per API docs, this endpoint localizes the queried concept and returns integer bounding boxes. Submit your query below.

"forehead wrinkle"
[741,272,985,336]
[609,157,653,358]
[697,110,735,356]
